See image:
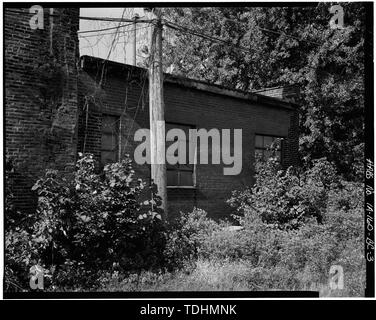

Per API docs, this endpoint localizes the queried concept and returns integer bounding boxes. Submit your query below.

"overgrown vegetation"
[162,4,365,180]
[229,156,339,229]
[218,158,364,295]
[5,154,166,291]
[5,154,365,296]
[95,157,365,296]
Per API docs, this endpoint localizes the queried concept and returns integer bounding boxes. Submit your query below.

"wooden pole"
[147,8,167,218]
[132,13,139,66]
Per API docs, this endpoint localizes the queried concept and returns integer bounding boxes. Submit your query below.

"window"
[166,122,196,187]
[255,134,283,162]
[101,114,120,165]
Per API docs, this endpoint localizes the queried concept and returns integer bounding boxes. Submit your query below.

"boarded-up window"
[166,123,196,187]
[255,134,283,162]
[101,114,119,165]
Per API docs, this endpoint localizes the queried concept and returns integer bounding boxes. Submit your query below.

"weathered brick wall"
[4,8,299,219]
[5,7,80,211]
[78,57,299,220]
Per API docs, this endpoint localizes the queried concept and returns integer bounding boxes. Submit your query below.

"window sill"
[167,186,197,189]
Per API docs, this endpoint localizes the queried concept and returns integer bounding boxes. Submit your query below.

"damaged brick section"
[4,7,80,211]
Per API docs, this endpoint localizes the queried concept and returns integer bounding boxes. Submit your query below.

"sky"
[79,8,149,65]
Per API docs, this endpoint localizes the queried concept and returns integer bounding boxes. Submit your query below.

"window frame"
[254,133,285,164]
[100,113,120,166]
[165,121,197,189]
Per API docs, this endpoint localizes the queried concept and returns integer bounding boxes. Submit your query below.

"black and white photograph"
[1,1,374,302]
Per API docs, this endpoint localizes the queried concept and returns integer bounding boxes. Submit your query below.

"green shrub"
[4,156,30,230]
[5,228,38,292]
[4,156,38,292]
[228,158,339,229]
[95,157,365,296]
[163,208,219,270]
[5,153,166,290]
[5,152,365,295]
[222,157,365,295]
[198,201,364,295]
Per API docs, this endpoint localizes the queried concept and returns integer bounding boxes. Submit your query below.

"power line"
[6,8,319,46]
[80,15,151,24]
[5,9,152,23]
[83,8,128,151]
[164,20,252,53]
[163,19,330,78]
[222,16,320,45]
[163,19,320,53]
[101,9,127,77]
[90,9,149,134]
[78,22,135,34]
[78,25,150,37]
[257,27,320,46]
[84,8,133,150]
[124,71,148,148]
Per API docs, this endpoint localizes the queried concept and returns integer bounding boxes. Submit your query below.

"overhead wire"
[5,9,151,23]
[8,7,329,149]
[163,20,252,53]
[82,8,128,151]
[162,18,332,78]
[79,9,152,148]
[78,22,135,34]
[122,18,153,149]
[78,25,151,38]
[121,19,153,150]
[163,18,321,55]
[123,71,148,149]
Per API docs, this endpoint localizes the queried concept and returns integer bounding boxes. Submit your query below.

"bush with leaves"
[163,208,220,270]
[200,211,283,267]
[4,156,32,230]
[228,157,339,230]
[4,156,38,292]
[221,157,365,295]
[5,153,167,290]
[199,178,364,295]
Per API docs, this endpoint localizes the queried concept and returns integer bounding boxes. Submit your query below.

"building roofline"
[79,55,299,111]
[251,84,298,93]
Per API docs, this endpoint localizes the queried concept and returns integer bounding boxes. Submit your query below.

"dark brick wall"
[4,6,298,218]
[4,7,80,211]
[78,60,299,220]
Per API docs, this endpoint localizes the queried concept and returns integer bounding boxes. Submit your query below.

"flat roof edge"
[80,55,299,111]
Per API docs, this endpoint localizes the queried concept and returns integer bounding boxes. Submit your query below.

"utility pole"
[132,13,139,66]
[145,7,167,218]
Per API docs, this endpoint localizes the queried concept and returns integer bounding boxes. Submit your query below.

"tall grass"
[98,258,363,297]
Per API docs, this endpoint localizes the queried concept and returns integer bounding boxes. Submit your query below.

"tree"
[161,4,365,180]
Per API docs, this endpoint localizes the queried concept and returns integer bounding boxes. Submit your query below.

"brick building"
[77,56,299,218]
[4,7,299,219]
[4,7,80,211]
